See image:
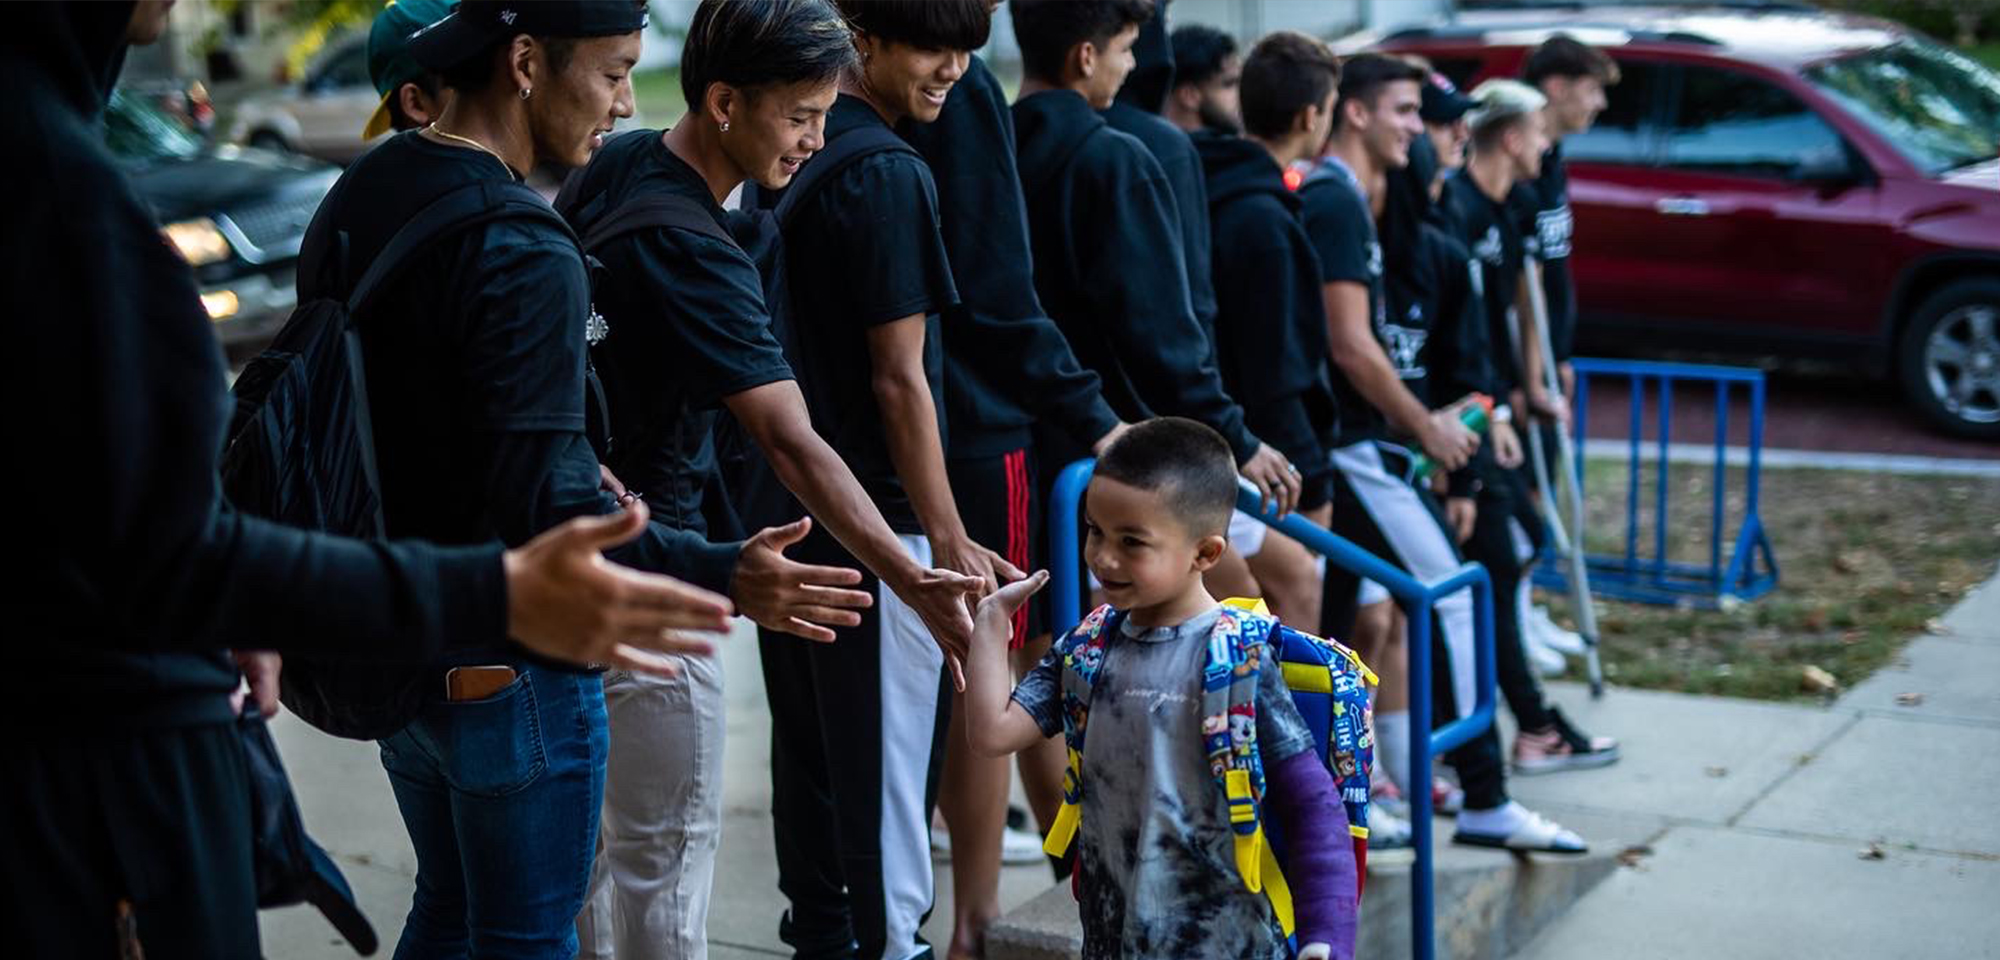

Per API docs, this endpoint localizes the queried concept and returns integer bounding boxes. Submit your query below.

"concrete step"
[986,838,1619,960]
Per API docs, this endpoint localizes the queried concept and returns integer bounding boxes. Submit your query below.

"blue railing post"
[1047,459,1497,960]
[1542,359,1780,609]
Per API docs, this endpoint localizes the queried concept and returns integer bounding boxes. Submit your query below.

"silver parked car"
[229,33,384,165]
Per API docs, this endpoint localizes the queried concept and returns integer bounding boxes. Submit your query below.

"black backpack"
[554,125,917,535]
[222,177,575,741]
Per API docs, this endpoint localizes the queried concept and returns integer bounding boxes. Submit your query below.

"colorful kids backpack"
[1041,598,1376,943]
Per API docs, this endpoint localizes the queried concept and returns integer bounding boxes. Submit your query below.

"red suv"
[1377,4,2000,439]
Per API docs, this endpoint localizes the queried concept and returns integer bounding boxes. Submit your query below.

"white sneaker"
[1527,630,1567,676]
[1528,604,1588,655]
[1001,824,1045,865]
[1365,804,1417,866]
[930,824,1047,865]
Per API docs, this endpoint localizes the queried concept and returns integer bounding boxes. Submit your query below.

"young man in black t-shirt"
[557,3,989,956]
[310,2,875,954]
[1514,34,1621,666]
[898,2,1137,946]
[1008,0,1301,520]
[1197,32,1344,634]
[1305,55,1585,855]
[762,4,1018,957]
[1445,79,1620,779]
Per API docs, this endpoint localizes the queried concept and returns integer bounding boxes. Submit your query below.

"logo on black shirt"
[1473,226,1503,267]
[585,306,609,346]
[1537,205,1573,260]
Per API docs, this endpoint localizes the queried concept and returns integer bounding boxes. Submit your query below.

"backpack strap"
[1215,598,1301,941]
[575,192,735,255]
[346,178,575,316]
[771,122,917,229]
[1041,604,1118,861]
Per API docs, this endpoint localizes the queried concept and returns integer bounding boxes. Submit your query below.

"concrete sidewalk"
[1510,571,2000,960]
[262,571,2000,959]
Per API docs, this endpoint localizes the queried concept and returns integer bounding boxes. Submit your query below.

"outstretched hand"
[734,517,873,643]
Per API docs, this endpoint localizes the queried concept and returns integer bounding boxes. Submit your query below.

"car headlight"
[162,217,232,266]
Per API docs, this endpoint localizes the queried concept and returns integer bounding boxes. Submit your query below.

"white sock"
[1374,710,1412,797]
[1458,800,1530,836]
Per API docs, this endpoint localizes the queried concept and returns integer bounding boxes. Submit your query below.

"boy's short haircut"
[1170,22,1237,87]
[1238,30,1340,140]
[1467,78,1546,150]
[1094,417,1238,538]
[1010,0,1154,84]
[1522,34,1620,87]
[833,0,991,53]
[682,0,856,110]
[1334,52,1426,127]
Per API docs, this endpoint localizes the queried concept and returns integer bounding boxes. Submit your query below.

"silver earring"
[720,120,730,133]
[520,87,532,100]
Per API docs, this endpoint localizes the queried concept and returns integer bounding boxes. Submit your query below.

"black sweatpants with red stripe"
[947,447,1042,643]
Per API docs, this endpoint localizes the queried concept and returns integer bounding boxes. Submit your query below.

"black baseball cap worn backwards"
[409,0,649,71]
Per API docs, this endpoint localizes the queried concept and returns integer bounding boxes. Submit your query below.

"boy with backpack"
[965,417,1360,960]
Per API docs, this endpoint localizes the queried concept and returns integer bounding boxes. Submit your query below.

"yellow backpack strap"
[1042,745,1085,858]
[1222,596,1271,616]
[1261,835,1297,938]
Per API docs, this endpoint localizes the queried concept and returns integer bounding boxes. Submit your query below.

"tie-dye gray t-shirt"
[1013,605,1316,959]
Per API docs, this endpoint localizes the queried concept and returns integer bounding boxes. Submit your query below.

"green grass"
[1540,463,2000,702]
[632,67,685,129]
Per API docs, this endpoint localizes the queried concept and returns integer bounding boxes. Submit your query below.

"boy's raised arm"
[966,571,1057,758]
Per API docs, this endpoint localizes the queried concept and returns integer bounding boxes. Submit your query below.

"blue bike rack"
[1048,459,1495,960]
[1535,358,1780,608]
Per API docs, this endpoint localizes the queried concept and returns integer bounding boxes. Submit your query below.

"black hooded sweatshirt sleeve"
[1100,106,1220,343]
[1013,90,1259,464]
[4,2,504,728]
[902,55,1119,456]
[1198,134,1340,488]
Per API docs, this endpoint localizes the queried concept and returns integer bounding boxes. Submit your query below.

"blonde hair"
[1466,78,1547,148]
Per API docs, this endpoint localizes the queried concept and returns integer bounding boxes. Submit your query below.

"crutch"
[1510,257,1606,698]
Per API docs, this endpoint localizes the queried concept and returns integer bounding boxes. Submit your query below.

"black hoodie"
[902,55,1120,458]
[1012,89,1259,465]
[3,2,505,728]
[1101,2,1218,342]
[1197,133,1340,502]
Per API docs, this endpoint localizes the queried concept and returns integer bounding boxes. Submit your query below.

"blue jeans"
[379,665,609,959]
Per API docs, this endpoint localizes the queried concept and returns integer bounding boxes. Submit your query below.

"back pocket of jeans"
[435,673,547,798]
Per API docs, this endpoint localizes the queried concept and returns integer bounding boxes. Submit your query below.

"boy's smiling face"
[1083,475,1225,620]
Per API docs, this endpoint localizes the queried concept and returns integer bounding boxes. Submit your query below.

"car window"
[1564,58,1660,166]
[1665,65,1847,178]
[1805,38,2000,176]
[311,40,370,91]
[103,89,202,165]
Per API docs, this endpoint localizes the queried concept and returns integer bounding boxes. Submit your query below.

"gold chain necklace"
[424,123,518,178]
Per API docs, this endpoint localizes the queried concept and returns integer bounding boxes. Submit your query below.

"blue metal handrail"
[1047,458,1496,960]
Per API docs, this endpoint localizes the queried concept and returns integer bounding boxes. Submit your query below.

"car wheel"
[248,131,290,153]
[1897,278,2000,441]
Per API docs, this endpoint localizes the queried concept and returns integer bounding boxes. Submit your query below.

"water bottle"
[1410,394,1493,481]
